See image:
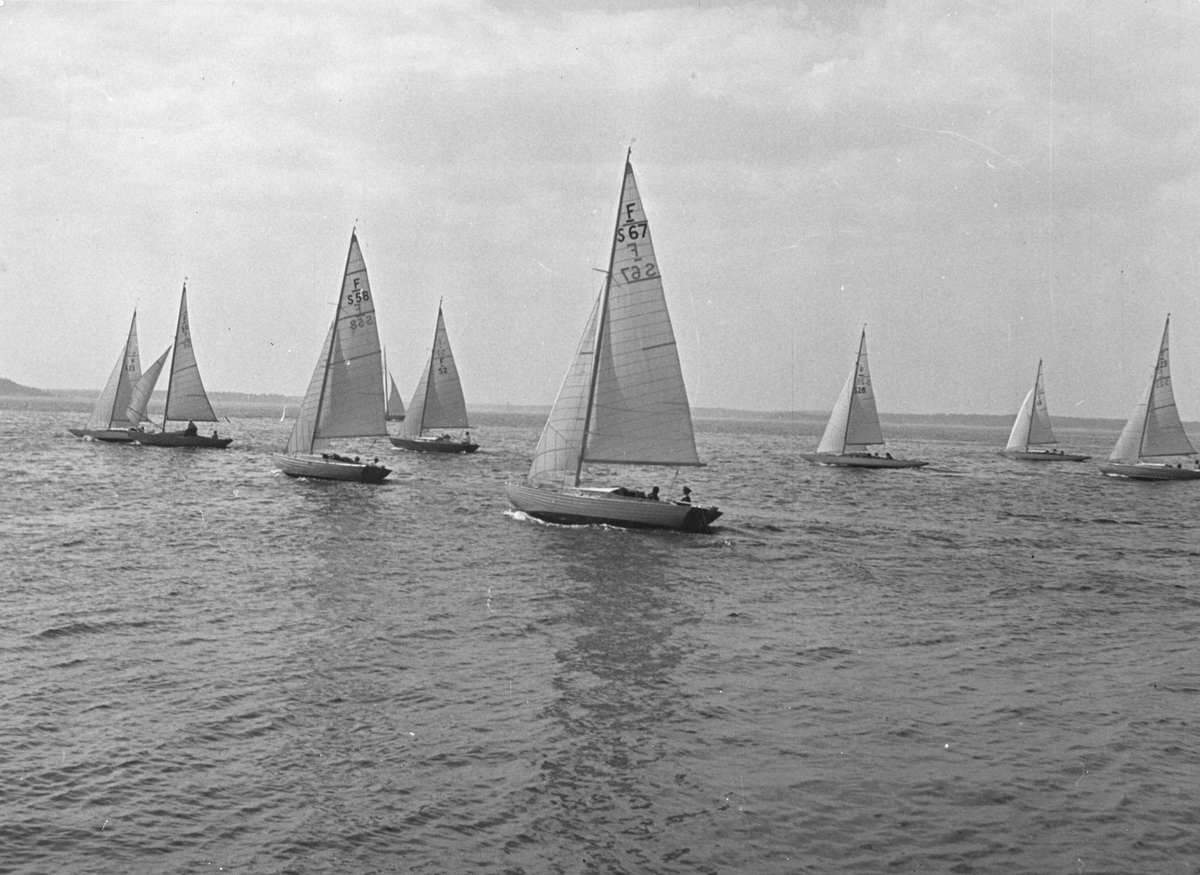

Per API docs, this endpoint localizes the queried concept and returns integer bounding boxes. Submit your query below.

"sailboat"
[69,312,147,442]
[505,152,721,531]
[272,231,392,483]
[999,360,1089,461]
[800,327,927,468]
[384,351,406,422]
[390,302,478,454]
[1098,315,1200,480]
[134,283,233,449]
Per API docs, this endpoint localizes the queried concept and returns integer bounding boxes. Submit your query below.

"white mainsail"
[386,375,406,420]
[403,304,469,437]
[284,231,388,455]
[85,312,144,431]
[527,156,702,485]
[163,284,219,425]
[126,348,170,426]
[817,328,884,454]
[1005,360,1057,451]
[1110,316,1195,462]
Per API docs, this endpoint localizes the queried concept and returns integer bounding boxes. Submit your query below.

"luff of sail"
[527,158,701,484]
[403,305,469,437]
[1110,316,1195,462]
[85,312,143,431]
[284,232,388,455]
[817,329,883,454]
[127,348,171,425]
[1006,360,1057,451]
[163,284,218,425]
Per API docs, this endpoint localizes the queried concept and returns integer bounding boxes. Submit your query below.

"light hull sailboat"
[800,452,927,468]
[1001,449,1090,462]
[506,152,720,532]
[68,428,137,443]
[272,452,390,483]
[999,360,1089,461]
[1097,315,1197,482]
[802,327,926,469]
[1097,461,1200,480]
[70,312,149,442]
[273,231,392,484]
[390,303,478,455]
[507,482,721,531]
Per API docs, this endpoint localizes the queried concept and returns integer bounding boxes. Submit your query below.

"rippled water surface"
[2,401,1198,874]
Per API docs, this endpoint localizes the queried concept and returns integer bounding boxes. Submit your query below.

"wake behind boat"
[389,302,478,454]
[1098,315,1200,481]
[272,231,392,484]
[134,282,233,449]
[505,151,720,532]
[998,360,1089,462]
[800,327,927,469]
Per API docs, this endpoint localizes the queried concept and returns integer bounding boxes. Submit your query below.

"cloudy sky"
[3,1,1199,418]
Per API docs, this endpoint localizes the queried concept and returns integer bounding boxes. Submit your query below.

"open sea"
[2,397,1198,874]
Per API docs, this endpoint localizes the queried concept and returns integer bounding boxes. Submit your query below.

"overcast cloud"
[2,1,1199,418]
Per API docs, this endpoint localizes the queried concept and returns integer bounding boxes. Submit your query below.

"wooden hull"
[800,453,927,469]
[999,449,1091,462]
[272,453,391,483]
[134,431,233,449]
[1097,461,1200,481]
[390,436,478,454]
[68,428,135,443]
[506,482,720,532]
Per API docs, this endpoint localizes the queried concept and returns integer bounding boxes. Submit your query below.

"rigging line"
[895,122,1038,180]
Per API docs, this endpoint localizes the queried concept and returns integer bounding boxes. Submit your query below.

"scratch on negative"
[898,123,1038,180]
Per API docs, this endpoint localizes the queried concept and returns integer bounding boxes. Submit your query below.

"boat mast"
[161,282,185,432]
[575,149,631,487]
[110,311,138,429]
[418,299,443,437]
[843,327,867,455]
[309,232,357,454]
[1139,316,1170,459]
[1025,359,1042,449]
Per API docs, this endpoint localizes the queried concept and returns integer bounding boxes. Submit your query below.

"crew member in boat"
[184,421,198,436]
[463,431,471,444]
[647,486,660,501]
[679,486,691,504]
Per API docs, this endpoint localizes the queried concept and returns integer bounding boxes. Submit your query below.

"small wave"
[36,622,102,639]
